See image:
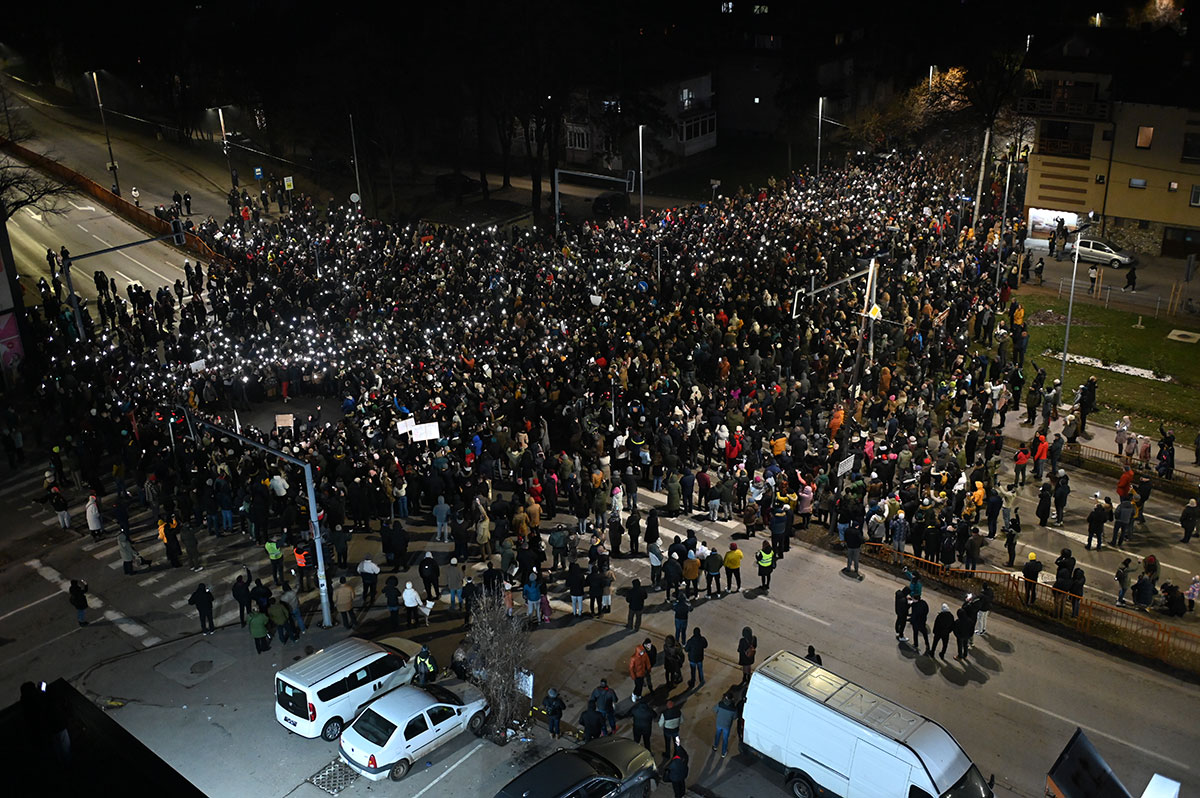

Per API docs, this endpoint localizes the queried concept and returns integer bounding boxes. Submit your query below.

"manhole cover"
[308,758,359,795]
[190,660,214,674]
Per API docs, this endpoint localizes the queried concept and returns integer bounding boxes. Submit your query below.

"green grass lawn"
[1015,293,1200,449]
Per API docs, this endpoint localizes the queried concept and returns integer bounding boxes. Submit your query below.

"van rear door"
[276,678,308,727]
[849,740,912,797]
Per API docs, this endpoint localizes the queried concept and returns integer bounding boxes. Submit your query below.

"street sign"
[868,304,882,320]
[350,193,361,204]
[837,454,855,477]
[283,176,294,191]
[254,166,263,180]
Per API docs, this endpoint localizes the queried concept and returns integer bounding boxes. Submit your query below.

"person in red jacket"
[1033,435,1050,480]
[629,639,653,699]
[1115,464,1134,500]
[1014,445,1031,486]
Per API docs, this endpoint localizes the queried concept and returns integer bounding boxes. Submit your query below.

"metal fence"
[853,541,1200,675]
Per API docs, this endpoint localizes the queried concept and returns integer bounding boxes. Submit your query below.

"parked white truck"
[744,650,994,798]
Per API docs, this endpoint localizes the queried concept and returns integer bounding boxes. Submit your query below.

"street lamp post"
[1060,224,1091,386]
[349,113,363,207]
[638,124,645,221]
[213,107,236,191]
[90,72,120,197]
[816,97,824,182]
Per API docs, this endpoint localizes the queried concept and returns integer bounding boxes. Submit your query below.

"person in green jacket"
[248,606,271,653]
[266,598,291,644]
[665,473,682,516]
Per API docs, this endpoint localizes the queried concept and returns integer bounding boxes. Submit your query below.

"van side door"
[848,740,912,798]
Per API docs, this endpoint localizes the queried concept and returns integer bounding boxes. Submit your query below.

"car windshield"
[573,749,621,779]
[352,709,397,747]
[421,683,463,706]
[940,765,992,798]
[275,679,306,716]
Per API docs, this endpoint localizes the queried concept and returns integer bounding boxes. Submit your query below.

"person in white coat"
[85,494,104,540]
[401,581,423,628]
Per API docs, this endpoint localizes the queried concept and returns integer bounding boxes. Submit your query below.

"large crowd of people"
[17,148,1191,633]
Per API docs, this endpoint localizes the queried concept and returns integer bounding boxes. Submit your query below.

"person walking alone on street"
[712,692,737,758]
[1180,499,1198,543]
[68,579,89,626]
[188,583,216,635]
[1122,262,1138,292]
[334,576,357,628]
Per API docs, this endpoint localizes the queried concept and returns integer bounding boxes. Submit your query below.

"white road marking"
[213,606,243,627]
[142,637,161,647]
[138,571,169,586]
[81,537,109,552]
[68,201,96,212]
[91,543,119,559]
[25,559,161,646]
[410,742,485,798]
[114,270,137,286]
[40,517,58,527]
[0,591,63,622]
[76,223,89,233]
[758,595,833,626]
[102,609,149,637]
[24,207,42,222]
[999,693,1192,772]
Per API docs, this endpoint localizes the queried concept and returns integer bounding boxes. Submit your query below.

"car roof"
[374,635,423,658]
[276,638,385,688]
[369,685,459,721]
[494,750,598,798]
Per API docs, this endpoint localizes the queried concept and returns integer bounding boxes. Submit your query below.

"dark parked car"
[434,173,482,198]
[494,737,656,798]
[591,191,630,218]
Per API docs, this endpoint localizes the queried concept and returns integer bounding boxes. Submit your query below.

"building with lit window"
[1021,26,1200,257]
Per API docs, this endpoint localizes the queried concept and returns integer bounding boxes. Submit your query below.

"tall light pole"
[90,72,120,197]
[638,124,645,221]
[349,113,363,207]
[816,96,824,182]
[929,65,935,90]
[211,106,236,191]
[1060,223,1091,386]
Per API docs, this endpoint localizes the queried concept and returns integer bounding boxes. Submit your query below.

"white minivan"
[744,650,993,798]
[275,636,421,741]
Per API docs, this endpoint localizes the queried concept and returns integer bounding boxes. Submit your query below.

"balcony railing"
[1018,96,1111,121]
[1037,137,1093,159]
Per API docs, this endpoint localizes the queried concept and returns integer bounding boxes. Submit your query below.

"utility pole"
[638,124,645,221]
[1060,224,1090,386]
[816,97,824,182]
[91,72,120,197]
[997,158,1014,290]
[349,113,363,207]
[972,126,991,231]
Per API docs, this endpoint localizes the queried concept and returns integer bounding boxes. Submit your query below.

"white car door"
[426,704,461,747]
[398,712,435,761]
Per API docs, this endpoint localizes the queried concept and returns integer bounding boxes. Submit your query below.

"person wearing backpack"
[541,688,566,739]
[1115,558,1134,606]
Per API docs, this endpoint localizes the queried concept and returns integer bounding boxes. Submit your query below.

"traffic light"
[170,218,186,246]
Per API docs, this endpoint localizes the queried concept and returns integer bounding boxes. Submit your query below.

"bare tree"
[463,590,530,740]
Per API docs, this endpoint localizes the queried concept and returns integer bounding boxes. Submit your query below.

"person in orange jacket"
[629,638,654,699]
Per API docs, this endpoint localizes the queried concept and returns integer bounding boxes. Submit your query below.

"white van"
[744,651,993,798]
[275,637,419,741]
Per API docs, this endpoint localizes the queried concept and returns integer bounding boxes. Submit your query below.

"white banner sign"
[411,422,441,442]
[396,417,416,435]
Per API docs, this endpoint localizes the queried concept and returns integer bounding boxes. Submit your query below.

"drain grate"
[308,758,360,795]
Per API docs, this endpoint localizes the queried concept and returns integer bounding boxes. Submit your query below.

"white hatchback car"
[339,683,488,781]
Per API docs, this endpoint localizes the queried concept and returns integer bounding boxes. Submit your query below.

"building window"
[754,97,760,104]
[566,124,590,151]
[1129,178,1147,189]
[1138,219,1150,230]
[1191,185,1200,207]
[753,3,768,12]
[1182,132,1200,162]
[720,1,734,12]
[680,88,695,111]
[1169,181,1179,192]
[1136,126,1154,148]
[1102,129,1113,142]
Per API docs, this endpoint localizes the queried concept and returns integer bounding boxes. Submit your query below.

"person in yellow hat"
[1021,551,1043,606]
